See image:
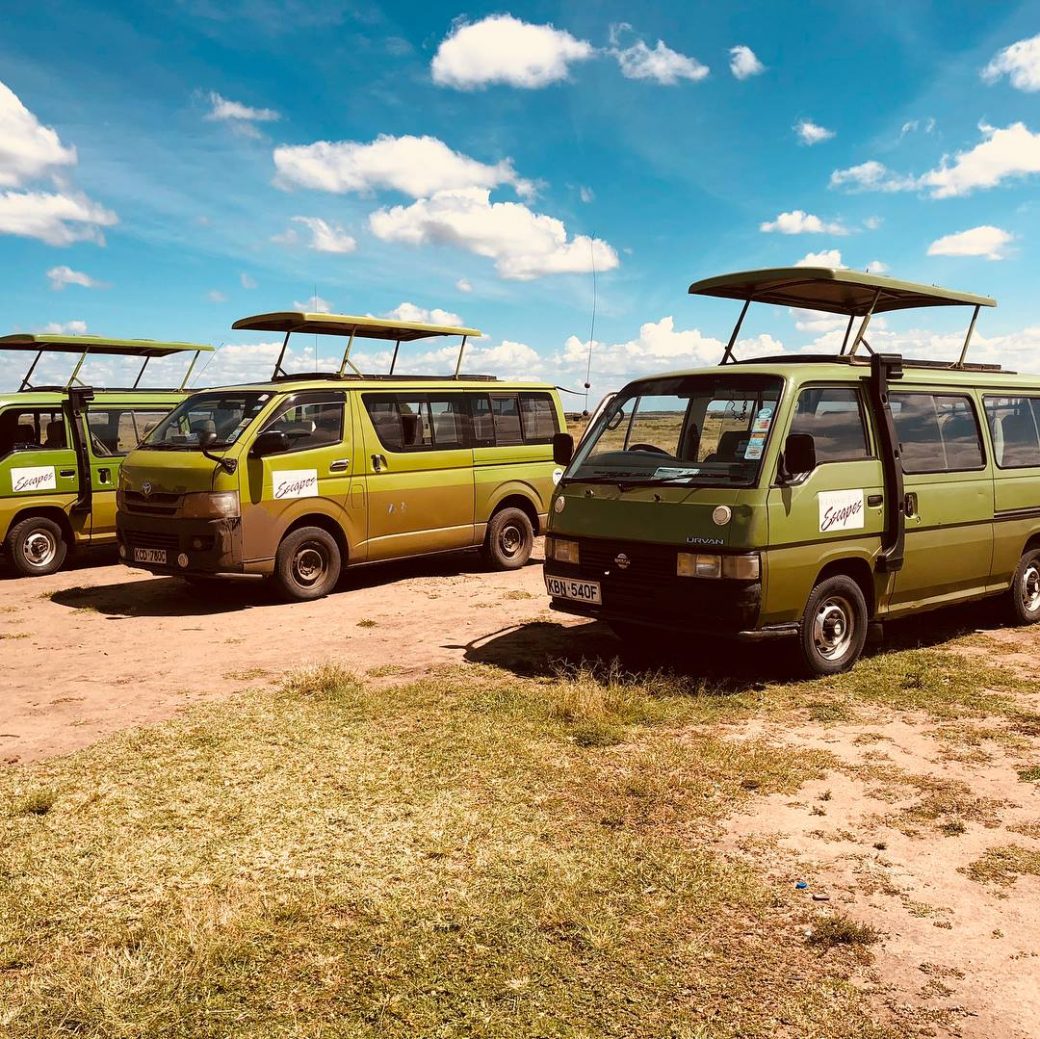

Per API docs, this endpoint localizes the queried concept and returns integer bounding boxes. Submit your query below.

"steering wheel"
[628,443,670,455]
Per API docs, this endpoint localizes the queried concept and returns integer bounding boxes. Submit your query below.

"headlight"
[181,491,240,519]
[677,552,759,580]
[546,536,580,564]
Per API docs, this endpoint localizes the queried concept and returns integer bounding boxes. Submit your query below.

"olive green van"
[0,335,211,576]
[116,312,565,600]
[545,267,1040,675]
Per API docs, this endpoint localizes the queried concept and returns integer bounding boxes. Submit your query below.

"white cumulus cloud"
[206,91,280,123]
[455,277,472,293]
[368,187,619,281]
[47,265,106,290]
[0,80,76,187]
[0,190,117,246]
[284,215,357,253]
[795,119,834,145]
[760,209,848,235]
[729,45,764,79]
[866,259,889,273]
[39,320,87,335]
[431,15,594,90]
[274,132,534,199]
[982,34,1040,92]
[383,302,464,327]
[927,225,1013,260]
[610,25,709,84]
[294,294,332,313]
[829,159,915,192]
[794,248,845,268]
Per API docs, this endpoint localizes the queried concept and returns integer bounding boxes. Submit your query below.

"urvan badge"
[818,489,865,533]
[273,469,319,499]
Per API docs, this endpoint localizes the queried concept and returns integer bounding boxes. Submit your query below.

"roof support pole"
[721,298,751,365]
[272,331,292,379]
[178,350,201,391]
[338,328,362,377]
[454,335,469,378]
[389,338,401,375]
[133,356,150,389]
[65,347,89,389]
[954,304,982,369]
[848,288,882,358]
[838,315,856,355]
[18,349,43,391]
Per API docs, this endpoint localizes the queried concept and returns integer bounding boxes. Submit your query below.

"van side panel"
[473,445,556,536]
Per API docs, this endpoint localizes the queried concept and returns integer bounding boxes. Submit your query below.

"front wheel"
[6,516,68,577]
[797,575,868,677]
[272,527,341,601]
[1007,550,1040,625]
[482,507,534,571]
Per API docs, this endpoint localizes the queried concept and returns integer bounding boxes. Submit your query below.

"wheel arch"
[282,513,349,564]
[4,506,74,548]
[488,492,541,535]
[814,556,876,619]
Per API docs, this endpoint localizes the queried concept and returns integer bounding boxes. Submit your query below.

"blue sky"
[2,1,1040,401]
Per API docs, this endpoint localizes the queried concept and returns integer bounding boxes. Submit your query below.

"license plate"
[133,547,167,565]
[545,574,602,605]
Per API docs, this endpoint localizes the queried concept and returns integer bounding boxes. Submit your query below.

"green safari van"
[545,267,1040,675]
[116,311,565,600]
[0,334,211,576]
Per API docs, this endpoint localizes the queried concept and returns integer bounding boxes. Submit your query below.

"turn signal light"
[546,536,580,564]
[677,552,760,580]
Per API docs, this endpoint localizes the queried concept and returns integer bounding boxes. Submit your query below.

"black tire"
[482,507,534,571]
[1007,550,1040,626]
[6,516,68,577]
[797,575,868,677]
[272,526,341,601]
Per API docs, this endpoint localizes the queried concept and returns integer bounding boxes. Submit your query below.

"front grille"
[579,539,678,582]
[125,529,179,551]
[122,490,182,516]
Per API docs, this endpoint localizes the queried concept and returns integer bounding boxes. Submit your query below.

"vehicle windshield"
[569,374,784,486]
[142,391,271,450]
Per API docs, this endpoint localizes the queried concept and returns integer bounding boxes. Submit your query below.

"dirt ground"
[2,547,1039,1038]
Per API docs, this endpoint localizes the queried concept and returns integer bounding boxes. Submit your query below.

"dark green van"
[545,267,1040,675]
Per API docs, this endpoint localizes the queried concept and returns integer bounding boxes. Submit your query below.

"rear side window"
[891,393,984,473]
[87,408,170,456]
[789,387,870,463]
[0,408,66,457]
[363,394,466,451]
[260,395,344,453]
[983,396,1040,469]
[491,395,522,444]
[519,393,559,443]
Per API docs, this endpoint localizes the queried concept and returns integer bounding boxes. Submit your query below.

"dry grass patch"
[963,844,1040,887]
[0,664,893,1039]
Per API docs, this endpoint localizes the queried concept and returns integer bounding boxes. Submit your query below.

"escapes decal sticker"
[273,469,319,499]
[818,489,864,532]
[11,465,57,493]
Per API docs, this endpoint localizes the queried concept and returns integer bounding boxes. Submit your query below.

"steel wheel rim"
[813,594,854,661]
[24,529,57,568]
[1022,563,1040,613]
[293,543,327,587]
[499,523,524,558]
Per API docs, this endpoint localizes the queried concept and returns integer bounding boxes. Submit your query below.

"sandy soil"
[0,541,603,764]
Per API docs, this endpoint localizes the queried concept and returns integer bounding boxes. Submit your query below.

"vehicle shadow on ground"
[47,550,542,618]
[0,545,119,580]
[462,598,1011,687]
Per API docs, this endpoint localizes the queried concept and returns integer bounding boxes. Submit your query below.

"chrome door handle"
[371,454,388,472]
[59,469,76,477]
[330,459,350,473]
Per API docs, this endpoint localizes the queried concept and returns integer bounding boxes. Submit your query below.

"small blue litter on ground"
[795,881,809,889]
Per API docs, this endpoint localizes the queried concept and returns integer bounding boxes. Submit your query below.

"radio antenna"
[313,283,319,372]
[190,346,217,388]
[583,237,597,416]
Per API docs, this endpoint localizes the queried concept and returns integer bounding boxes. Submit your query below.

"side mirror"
[251,430,290,457]
[197,429,218,449]
[782,433,817,477]
[553,432,574,466]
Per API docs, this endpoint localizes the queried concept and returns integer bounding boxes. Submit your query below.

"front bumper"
[116,511,243,575]
[543,536,765,637]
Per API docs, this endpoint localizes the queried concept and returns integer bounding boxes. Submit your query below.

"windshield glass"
[142,391,271,450]
[569,374,784,486]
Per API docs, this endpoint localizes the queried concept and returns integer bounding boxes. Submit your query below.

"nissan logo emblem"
[141,481,152,497]
[614,552,630,570]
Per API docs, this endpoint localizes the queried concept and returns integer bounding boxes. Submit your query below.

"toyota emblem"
[141,481,152,497]
[614,552,630,570]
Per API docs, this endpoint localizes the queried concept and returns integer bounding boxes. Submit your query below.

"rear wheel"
[1007,550,1040,625]
[6,516,68,577]
[482,507,534,570]
[273,527,341,601]
[797,575,868,677]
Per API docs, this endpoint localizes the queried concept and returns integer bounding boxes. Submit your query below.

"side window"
[471,395,495,443]
[491,395,522,444]
[427,398,466,447]
[130,411,167,448]
[519,393,559,443]
[363,394,467,451]
[789,387,870,463]
[891,393,984,473]
[984,396,1040,469]
[86,408,164,455]
[260,395,344,452]
[0,408,66,456]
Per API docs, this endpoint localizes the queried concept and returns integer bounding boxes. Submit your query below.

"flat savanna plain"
[2,545,1040,1038]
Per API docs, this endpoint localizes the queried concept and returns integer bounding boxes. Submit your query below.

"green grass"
[0,663,896,1039]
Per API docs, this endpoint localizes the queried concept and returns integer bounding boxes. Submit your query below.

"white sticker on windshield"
[753,415,772,433]
[11,465,56,493]
[819,489,864,532]
[653,467,701,479]
[273,469,318,499]
[744,434,766,460]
